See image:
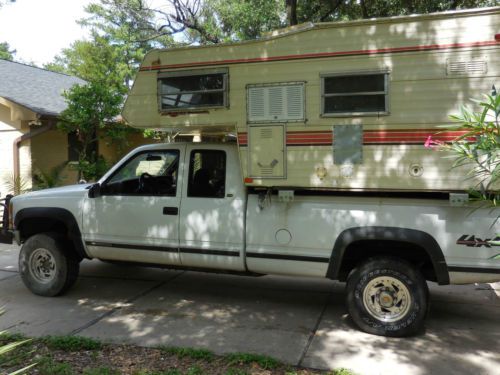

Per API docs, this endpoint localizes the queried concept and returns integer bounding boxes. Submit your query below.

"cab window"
[187,150,226,198]
[102,150,179,196]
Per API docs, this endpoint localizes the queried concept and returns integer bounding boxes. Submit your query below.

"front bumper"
[0,230,13,244]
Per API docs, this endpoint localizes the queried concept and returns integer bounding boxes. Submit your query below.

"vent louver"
[446,60,487,75]
[247,82,305,123]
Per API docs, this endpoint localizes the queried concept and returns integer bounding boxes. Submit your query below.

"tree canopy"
[0,42,15,61]
[72,0,498,45]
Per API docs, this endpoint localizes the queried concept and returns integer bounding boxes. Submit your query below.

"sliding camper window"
[158,68,228,111]
[321,72,389,116]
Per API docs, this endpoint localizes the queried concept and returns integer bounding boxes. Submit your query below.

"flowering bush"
[427,87,499,207]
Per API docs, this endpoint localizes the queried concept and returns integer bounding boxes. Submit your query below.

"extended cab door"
[178,144,246,271]
[82,146,184,265]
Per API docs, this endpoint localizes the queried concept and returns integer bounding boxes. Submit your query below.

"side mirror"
[88,183,101,198]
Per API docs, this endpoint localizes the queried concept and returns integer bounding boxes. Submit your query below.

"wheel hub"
[363,276,411,323]
[28,248,57,284]
[378,289,396,308]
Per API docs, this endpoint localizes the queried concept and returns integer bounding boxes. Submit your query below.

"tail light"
[8,200,13,230]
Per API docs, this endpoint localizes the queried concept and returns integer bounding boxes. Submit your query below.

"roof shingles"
[0,59,85,116]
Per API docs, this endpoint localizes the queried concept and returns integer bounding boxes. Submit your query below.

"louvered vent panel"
[247,83,304,123]
[286,85,304,119]
[269,87,284,116]
[249,125,285,178]
[260,128,273,139]
[248,87,265,118]
[446,60,487,75]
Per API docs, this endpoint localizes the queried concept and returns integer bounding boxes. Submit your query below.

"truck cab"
[83,143,246,272]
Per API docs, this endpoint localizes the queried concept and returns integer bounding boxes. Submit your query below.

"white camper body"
[123,7,500,193]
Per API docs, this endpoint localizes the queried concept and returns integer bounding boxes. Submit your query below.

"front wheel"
[346,257,428,337]
[19,233,80,296]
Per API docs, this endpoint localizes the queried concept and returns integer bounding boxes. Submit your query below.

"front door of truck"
[82,146,184,265]
[178,145,245,271]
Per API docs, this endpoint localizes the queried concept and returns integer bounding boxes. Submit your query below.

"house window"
[67,131,98,162]
[321,72,389,116]
[158,68,228,111]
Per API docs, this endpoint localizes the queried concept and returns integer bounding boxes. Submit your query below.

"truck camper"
[2,8,499,338]
[123,6,500,192]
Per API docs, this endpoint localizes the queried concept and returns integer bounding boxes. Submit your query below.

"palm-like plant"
[0,310,35,374]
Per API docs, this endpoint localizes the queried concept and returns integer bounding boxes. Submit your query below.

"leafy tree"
[80,0,173,88]
[45,36,128,93]
[0,42,15,61]
[200,0,283,42]
[57,82,123,181]
[83,0,498,45]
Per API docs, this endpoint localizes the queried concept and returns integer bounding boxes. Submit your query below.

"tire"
[18,233,80,296]
[346,257,428,337]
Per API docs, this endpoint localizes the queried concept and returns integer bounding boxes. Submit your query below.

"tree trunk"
[360,0,370,19]
[286,0,298,26]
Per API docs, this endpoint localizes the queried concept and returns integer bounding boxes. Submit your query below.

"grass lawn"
[0,333,355,375]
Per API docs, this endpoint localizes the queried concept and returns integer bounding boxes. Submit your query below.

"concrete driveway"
[1,243,499,375]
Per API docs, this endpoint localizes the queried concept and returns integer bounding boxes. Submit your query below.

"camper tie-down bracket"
[449,193,469,207]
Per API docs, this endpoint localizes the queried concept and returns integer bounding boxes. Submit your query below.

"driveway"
[1,243,499,375]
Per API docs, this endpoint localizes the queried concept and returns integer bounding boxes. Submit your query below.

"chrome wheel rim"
[363,276,411,322]
[28,248,56,284]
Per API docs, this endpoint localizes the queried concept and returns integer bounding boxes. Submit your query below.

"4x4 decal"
[456,235,500,248]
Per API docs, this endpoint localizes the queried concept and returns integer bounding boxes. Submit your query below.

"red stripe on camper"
[140,40,499,71]
[237,130,469,146]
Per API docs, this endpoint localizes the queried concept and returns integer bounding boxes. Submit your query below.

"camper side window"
[158,68,228,111]
[321,72,389,116]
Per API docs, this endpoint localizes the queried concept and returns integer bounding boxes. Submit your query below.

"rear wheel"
[346,257,428,337]
[19,233,80,296]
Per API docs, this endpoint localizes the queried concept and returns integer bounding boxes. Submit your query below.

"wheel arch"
[326,226,450,285]
[15,207,87,260]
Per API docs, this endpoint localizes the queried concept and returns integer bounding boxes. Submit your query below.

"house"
[0,60,146,196]
[123,7,500,192]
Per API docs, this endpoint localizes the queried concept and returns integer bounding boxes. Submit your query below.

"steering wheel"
[137,172,153,193]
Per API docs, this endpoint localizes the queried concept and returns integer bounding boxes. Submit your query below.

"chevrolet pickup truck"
[1,142,499,337]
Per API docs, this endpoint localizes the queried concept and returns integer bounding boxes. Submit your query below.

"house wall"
[123,8,500,192]
[0,103,32,197]
[30,128,154,186]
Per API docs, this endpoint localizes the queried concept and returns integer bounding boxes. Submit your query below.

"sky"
[0,0,92,66]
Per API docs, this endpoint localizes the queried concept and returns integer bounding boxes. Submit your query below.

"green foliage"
[57,81,122,181]
[42,335,103,352]
[79,0,173,88]
[70,156,110,182]
[0,41,15,60]
[224,368,249,375]
[37,357,73,375]
[161,346,214,361]
[33,163,68,190]
[436,88,500,207]
[328,369,356,375]
[2,173,31,196]
[89,0,499,45]
[83,367,120,375]
[200,0,283,42]
[45,36,128,93]
[0,313,35,375]
[225,352,281,370]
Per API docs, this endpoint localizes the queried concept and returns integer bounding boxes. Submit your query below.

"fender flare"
[326,226,450,285]
[15,207,87,260]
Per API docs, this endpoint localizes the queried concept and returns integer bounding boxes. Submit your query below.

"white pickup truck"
[1,142,499,337]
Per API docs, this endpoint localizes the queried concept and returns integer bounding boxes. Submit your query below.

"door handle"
[163,207,179,215]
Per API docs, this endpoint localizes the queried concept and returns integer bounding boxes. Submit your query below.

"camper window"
[158,69,228,111]
[321,72,389,116]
